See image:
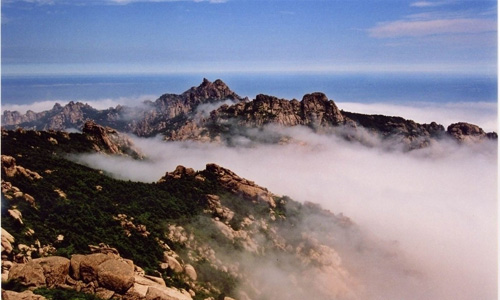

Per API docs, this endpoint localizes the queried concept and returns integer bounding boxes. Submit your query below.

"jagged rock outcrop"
[205,163,277,208]
[159,164,277,207]
[2,102,99,131]
[447,122,498,143]
[211,92,344,127]
[82,120,144,158]
[1,155,43,180]
[130,78,245,136]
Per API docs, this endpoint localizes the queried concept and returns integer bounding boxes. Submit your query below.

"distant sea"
[1,73,497,107]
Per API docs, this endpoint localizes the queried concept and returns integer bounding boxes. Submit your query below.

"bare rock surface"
[34,256,70,287]
[78,253,113,283]
[2,290,47,300]
[97,259,135,293]
[1,155,42,180]
[145,285,192,300]
[447,122,498,142]
[8,261,46,287]
[82,120,144,158]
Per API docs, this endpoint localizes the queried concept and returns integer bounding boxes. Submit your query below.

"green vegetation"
[34,288,103,300]
[0,129,245,297]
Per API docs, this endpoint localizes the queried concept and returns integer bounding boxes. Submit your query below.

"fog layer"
[74,125,498,300]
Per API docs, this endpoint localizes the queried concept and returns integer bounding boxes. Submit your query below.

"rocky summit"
[1,79,496,151]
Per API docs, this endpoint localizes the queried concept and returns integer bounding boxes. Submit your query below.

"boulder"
[1,228,15,254]
[164,255,183,273]
[33,256,70,287]
[97,259,134,293]
[8,261,46,287]
[145,286,192,300]
[8,209,23,225]
[2,290,47,300]
[69,254,85,280]
[133,275,166,297]
[79,253,112,283]
[184,264,197,281]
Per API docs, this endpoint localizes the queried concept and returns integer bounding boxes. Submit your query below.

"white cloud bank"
[73,126,498,300]
[337,101,498,132]
[369,18,496,38]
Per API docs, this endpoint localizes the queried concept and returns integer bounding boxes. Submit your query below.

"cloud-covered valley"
[73,119,498,300]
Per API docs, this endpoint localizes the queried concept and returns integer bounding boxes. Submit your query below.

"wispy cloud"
[410,1,446,8]
[369,18,496,38]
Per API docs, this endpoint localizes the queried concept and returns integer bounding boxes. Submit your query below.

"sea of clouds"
[71,109,497,300]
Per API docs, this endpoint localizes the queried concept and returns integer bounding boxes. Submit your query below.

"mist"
[338,100,498,132]
[73,121,498,300]
[1,95,157,114]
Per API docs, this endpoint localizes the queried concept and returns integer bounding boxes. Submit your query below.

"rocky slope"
[2,79,496,150]
[1,126,416,300]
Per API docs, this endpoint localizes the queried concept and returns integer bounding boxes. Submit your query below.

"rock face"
[447,122,498,142]
[82,120,144,158]
[211,92,344,127]
[205,163,277,207]
[159,163,277,207]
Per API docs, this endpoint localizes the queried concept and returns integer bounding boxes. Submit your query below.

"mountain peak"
[183,78,240,102]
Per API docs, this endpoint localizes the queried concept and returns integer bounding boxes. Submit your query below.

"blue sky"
[1,0,497,75]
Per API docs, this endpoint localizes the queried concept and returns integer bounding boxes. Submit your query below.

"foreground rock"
[4,251,192,300]
[2,290,47,300]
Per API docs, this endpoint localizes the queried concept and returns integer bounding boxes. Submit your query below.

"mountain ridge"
[2,78,497,150]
